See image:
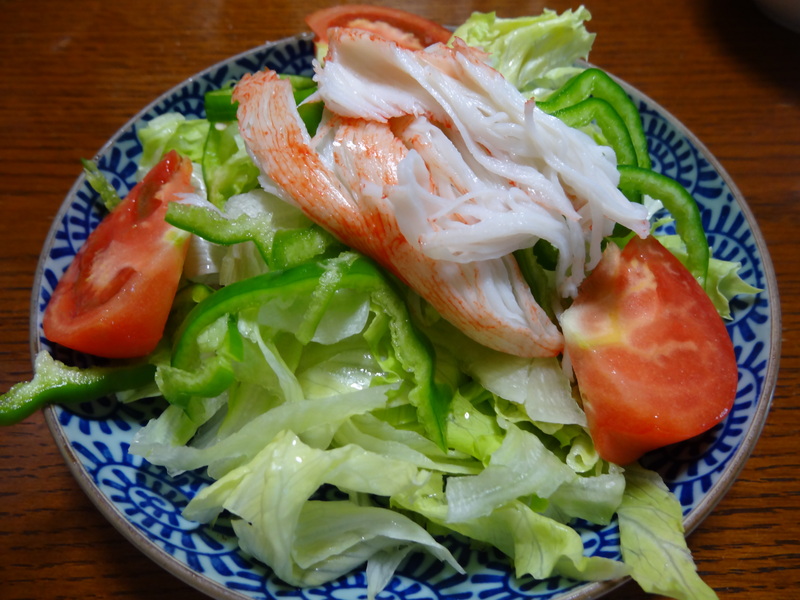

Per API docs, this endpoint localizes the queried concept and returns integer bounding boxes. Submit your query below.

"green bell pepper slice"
[0,352,155,426]
[545,97,638,167]
[156,314,244,406]
[538,68,651,169]
[165,202,344,271]
[204,87,239,123]
[204,75,323,134]
[617,165,710,289]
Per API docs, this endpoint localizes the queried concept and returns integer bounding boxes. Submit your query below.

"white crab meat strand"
[233,69,563,357]
[315,29,650,300]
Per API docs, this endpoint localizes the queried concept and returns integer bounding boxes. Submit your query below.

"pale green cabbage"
[451,7,595,98]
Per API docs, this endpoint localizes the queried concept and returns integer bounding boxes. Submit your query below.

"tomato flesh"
[43,150,193,358]
[306,5,452,50]
[560,236,738,465]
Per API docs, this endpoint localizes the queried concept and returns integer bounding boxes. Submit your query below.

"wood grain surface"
[1,1,797,599]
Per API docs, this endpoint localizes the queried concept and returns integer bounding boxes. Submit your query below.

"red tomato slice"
[306,5,452,50]
[43,150,193,359]
[560,236,738,465]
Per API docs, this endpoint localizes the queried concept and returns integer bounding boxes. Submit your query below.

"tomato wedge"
[43,150,193,359]
[306,5,452,50]
[560,236,738,465]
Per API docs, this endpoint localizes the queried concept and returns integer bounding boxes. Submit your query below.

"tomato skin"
[561,236,738,465]
[43,150,193,359]
[306,5,452,50]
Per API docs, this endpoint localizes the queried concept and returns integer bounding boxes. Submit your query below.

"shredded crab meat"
[317,30,650,298]
[232,27,650,358]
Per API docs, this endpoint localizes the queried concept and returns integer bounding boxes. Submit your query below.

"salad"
[0,6,760,600]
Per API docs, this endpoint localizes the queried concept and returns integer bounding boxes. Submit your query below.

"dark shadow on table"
[702,0,800,98]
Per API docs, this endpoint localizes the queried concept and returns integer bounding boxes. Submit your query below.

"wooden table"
[1,1,797,598]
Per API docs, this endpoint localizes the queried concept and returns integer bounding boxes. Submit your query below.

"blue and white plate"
[33,34,781,600]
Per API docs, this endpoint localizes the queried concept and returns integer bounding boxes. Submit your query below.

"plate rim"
[31,34,782,600]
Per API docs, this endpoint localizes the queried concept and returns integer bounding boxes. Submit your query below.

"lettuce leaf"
[451,7,595,99]
[334,413,480,475]
[445,383,504,462]
[395,473,629,582]
[137,113,209,177]
[202,120,261,208]
[618,464,719,600]
[183,429,463,593]
[424,318,587,426]
[132,378,394,479]
[445,423,576,522]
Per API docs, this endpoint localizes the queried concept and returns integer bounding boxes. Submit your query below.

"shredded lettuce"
[202,120,261,208]
[445,383,504,462]
[137,109,259,209]
[182,429,464,590]
[137,113,209,177]
[423,317,587,427]
[445,423,585,522]
[394,473,630,583]
[451,7,595,99]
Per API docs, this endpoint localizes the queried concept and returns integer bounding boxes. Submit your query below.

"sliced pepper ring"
[538,67,651,170]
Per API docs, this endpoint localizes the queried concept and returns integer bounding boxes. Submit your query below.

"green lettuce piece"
[458,499,628,582]
[424,318,586,427]
[201,77,320,206]
[452,7,595,98]
[445,383,504,462]
[132,379,394,479]
[183,429,463,591]
[545,462,625,525]
[236,316,306,403]
[395,474,629,582]
[137,113,210,177]
[128,386,229,458]
[444,422,625,526]
[285,501,458,592]
[657,234,761,319]
[169,186,345,287]
[471,354,585,426]
[618,464,718,600]
[137,110,261,209]
[295,335,388,399]
[202,120,261,208]
[445,423,576,522]
[333,413,480,475]
[494,414,601,476]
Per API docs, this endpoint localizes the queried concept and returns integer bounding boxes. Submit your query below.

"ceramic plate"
[34,34,780,600]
